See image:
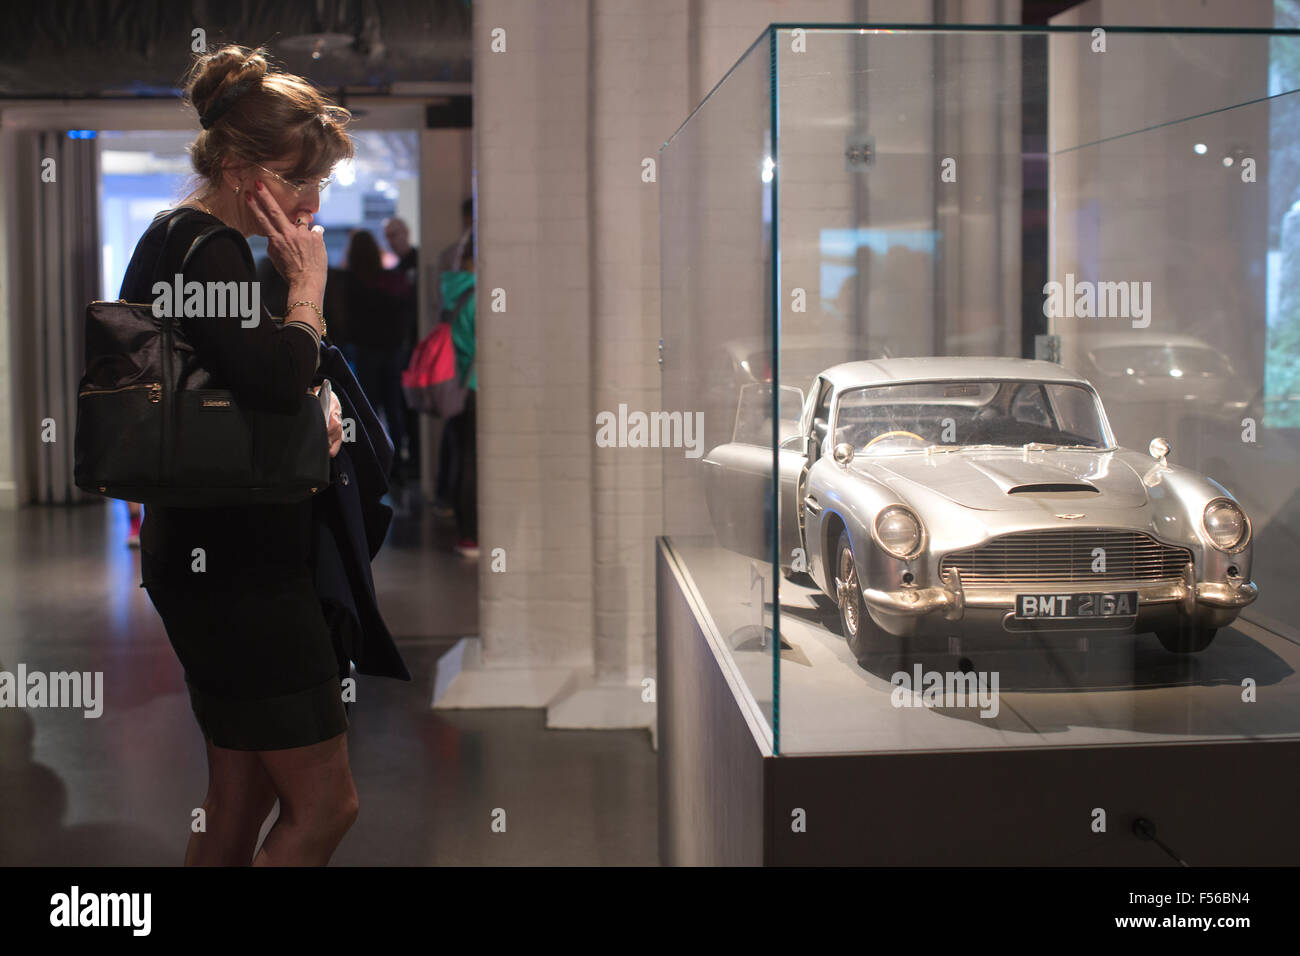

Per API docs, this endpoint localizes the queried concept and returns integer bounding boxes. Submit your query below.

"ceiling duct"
[0,0,470,99]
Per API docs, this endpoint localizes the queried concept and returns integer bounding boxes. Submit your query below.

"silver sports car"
[702,357,1258,655]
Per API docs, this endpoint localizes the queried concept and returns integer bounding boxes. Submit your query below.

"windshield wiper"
[922,443,998,454]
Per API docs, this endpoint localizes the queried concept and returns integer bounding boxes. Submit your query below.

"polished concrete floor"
[0,484,658,866]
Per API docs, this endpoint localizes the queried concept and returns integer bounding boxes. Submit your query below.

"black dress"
[121,206,347,751]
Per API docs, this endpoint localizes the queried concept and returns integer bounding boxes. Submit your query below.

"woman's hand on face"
[244,181,326,295]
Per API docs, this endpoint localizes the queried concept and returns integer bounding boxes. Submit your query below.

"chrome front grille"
[939,530,1192,587]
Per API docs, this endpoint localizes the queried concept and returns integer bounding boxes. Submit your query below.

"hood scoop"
[869,453,1149,511]
[1007,482,1100,495]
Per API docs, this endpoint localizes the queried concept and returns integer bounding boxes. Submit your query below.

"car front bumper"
[857,566,1258,637]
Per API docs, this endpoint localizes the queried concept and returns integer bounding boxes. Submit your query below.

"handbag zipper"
[79,382,162,402]
[80,383,316,400]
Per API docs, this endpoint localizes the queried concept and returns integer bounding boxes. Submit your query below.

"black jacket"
[311,342,411,681]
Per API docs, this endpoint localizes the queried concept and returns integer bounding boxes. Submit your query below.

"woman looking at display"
[119,43,355,865]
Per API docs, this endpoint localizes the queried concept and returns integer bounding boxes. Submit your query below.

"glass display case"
[660,23,1300,758]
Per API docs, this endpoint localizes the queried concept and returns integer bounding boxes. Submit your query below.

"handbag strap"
[145,212,188,291]
[154,207,255,286]
[185,221,256,274]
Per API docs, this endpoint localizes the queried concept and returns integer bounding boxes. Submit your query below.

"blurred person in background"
[382,215,418,279]
[432,199,472,312]
[442,233,477,557]
[343,229,411,482]
[382,216,420,480]
[431,198,474,516]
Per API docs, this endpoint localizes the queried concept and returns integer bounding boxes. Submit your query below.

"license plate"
[1015,591,1138,618]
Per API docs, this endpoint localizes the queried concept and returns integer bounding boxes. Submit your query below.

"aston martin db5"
[702,357,1257,655]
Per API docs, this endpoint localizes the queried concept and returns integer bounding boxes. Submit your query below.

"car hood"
[855,450,1149,511]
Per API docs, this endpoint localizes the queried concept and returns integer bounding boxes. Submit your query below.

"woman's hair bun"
[183,42,354,187]
[186,45,269,122]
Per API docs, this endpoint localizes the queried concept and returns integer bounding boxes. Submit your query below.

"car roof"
[1074,332,1215,349]
[820,356,1090,389]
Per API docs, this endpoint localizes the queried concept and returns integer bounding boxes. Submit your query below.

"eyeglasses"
[254,163,333,195]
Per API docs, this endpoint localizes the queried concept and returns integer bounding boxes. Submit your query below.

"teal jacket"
[440,270,476,391]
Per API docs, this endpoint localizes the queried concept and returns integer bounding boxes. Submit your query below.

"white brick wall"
[473,0,1024,704]
[476,0,596,669]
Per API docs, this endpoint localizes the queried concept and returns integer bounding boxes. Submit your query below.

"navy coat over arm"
[311,342,412,682]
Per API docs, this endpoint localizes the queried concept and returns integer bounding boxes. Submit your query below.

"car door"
[794,377,834,559]
[702,382,805,564]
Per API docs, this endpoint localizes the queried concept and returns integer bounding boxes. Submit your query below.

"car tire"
[835,529,887,659]
[1154,623,1217,654]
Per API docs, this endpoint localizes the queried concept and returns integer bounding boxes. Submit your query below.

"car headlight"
[874,506,924,559]
[1203,498,1249,551]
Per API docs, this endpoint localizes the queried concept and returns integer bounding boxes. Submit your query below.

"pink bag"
[401,322,468,418]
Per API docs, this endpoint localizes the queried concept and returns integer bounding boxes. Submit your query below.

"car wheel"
[835,529,886,659]
[1154,624,1217,653]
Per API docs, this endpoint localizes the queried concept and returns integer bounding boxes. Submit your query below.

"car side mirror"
[1149,437,1170,465]
[833,442,855,466]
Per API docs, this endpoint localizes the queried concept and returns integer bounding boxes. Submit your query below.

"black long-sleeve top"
[118,206,324,585]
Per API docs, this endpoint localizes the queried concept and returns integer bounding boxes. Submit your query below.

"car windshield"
[834,380,1111,455]
[732,382,804,446]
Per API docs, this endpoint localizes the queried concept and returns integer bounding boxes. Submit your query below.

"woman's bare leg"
[187,737,279,866]
[252,731,357,866]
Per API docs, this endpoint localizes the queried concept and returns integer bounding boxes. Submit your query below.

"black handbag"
[74,211,331,506]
